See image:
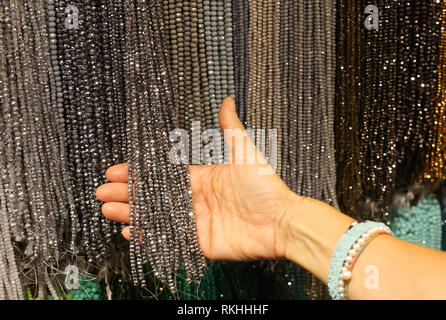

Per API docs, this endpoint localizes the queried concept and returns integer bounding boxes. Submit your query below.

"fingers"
[105,163,128,182]
[96,183,129,202]
[121,226,130,240]
[101,202,130,223]
[98,163,131,240]
[120,226,141,243]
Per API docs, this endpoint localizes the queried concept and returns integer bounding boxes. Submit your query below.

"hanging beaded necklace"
[244,0,337,300]
[122,0,205,292]
[423,2,446,181]
[335,0,363,218]
[0,0,80,298]
[162,0,214,169]
[360,1,440,221]
[202,0,236,129]
[233,0,250,125]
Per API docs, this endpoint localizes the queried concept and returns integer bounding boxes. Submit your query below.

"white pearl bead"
[338,280,344,287]
[348,249,356,256]
[341,270,352,280]
[345,255,353,264]
[341,266,348,273]
[353,243,361,251]
[339,293,346,299]
[357,238,365,245]
[338,286,345,293]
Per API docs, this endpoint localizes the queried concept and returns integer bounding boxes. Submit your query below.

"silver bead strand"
[123,0,206,291]
[0,178,23,299]
[46,0,78,253]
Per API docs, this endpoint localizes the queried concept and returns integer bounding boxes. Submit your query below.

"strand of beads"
[279,0,289,184]
[204,0,223,128]
[46,0,79,254]
[203,0,236,129]
[360,1,440,221]
[271,0,304,300]
[246,0,282,173]
[158,0,207,283]
[55,1,120,262]
[271,0,282,175]
[222,0,236,100]
[232,0,249,125]
[282,0,301,192]
[423,1,446,181]
[360,0,400,221]
[55,0,86,253]
[72,0,98,258]
[30,0,68,259]
[246,0,257,134]
[123,0,205,292]
[195,0,213,129]
[335,0,363,218]
[97,0,124,245]
[106,0,127,238]
[306,0,337,300]
[163,0,213,166]
[396,0,439,184]
[0,1,28,247]
[0,0,80,298]
[32,0,72,260]
[274,0,338,299]
[162,0,208,297]
[58,0,94,259]
[0,9,22,298]
[320,0,338,207]
[104,0,127,165]
[84,0,112,259]
[10,0,48,261]
[0,166,23,299]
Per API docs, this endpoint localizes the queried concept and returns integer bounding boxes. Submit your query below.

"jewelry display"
[0,0,444,300]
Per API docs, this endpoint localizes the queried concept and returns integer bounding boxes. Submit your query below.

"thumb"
[218,97,266,166]
[218,97,245,132]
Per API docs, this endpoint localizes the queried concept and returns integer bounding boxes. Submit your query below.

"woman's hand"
[96,97,299,261]
[96,97,446,299]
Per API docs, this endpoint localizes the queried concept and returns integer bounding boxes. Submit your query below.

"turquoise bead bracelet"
[328,221,392,300]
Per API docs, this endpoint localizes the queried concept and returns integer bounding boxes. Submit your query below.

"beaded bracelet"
[342,231,387,298]
[328,221,392,300]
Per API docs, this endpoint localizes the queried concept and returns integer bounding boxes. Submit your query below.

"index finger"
[105,163,128,182]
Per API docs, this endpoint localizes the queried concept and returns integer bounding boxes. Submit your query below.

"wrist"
[278,194,355,283]
[279,194,315,265]
[274,191,304,260]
